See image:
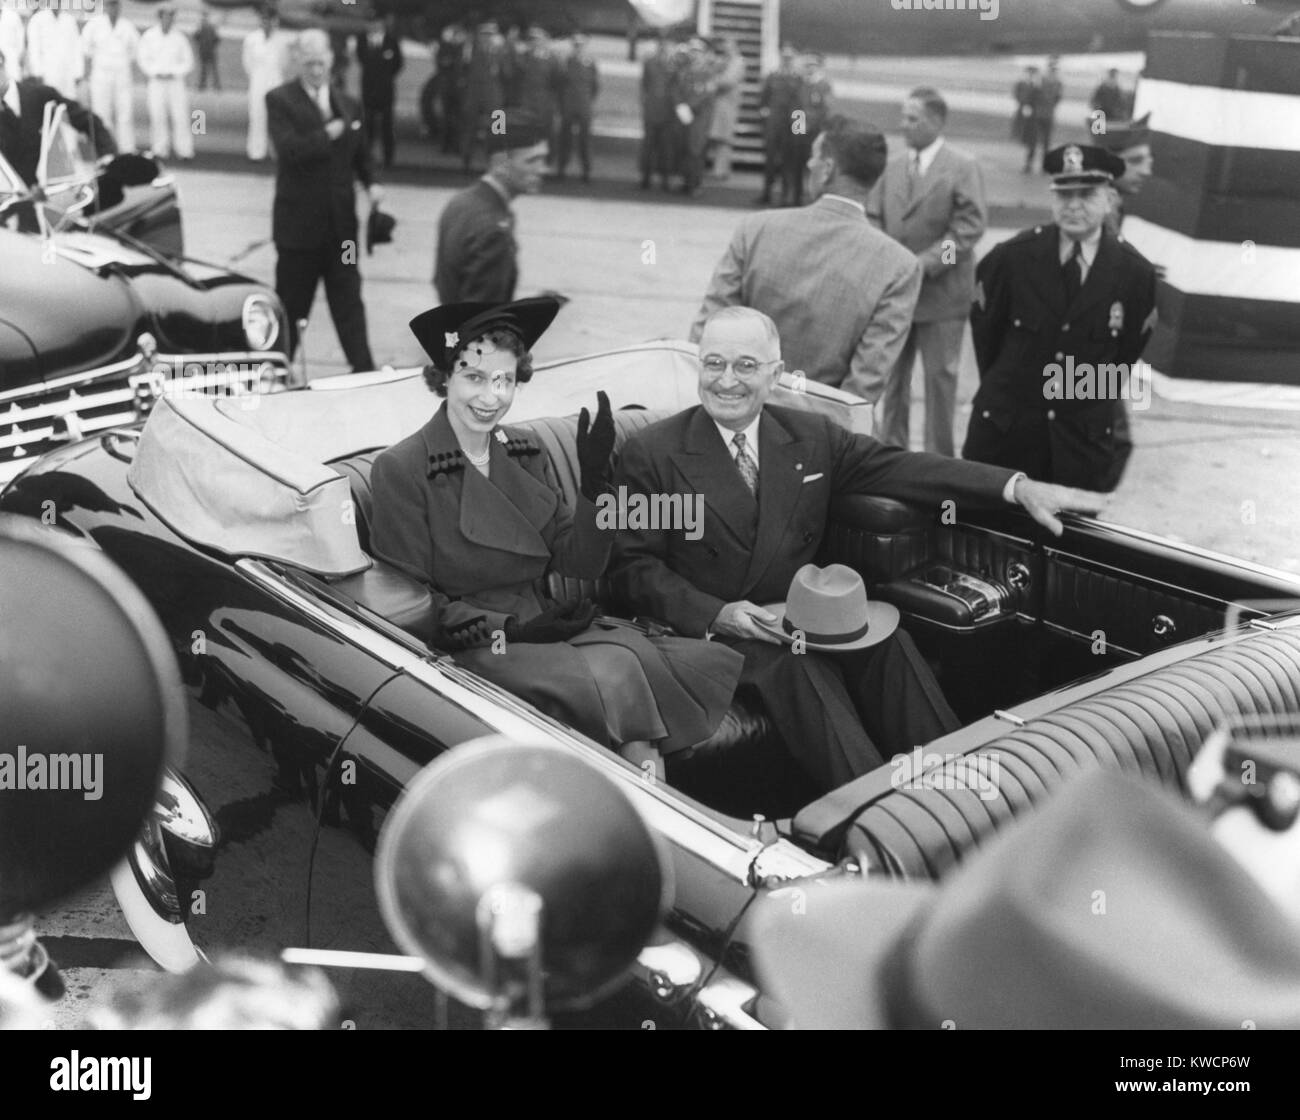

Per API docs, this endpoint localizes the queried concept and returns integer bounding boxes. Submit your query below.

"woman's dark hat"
[409,297,561,369]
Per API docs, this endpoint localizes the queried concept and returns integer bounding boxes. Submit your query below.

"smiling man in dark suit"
[869,87,986,454]
[612,306,1106,791]
[267,28,381,372]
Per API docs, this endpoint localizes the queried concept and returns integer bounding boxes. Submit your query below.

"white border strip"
[1123,217,1300,302]
[1134,79,1300,152]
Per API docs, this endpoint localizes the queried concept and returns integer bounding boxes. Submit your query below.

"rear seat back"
[793,628,1300,879]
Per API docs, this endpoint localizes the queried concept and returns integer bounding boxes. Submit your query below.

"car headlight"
[242,294,280,351]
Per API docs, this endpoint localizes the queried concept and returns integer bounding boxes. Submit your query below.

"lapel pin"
[1109,301,1124,332]
[795,463,803,471]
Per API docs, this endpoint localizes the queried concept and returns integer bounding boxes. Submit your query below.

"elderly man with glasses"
[612,305,1107,792]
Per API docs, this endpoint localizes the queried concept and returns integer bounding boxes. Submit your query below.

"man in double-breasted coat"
[963,144,1157,491]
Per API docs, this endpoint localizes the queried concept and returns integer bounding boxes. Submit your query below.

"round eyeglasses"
[700,354,780,379]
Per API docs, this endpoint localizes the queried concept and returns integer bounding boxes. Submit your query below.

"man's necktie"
[732,432,758,497]
[1062,239,1083,304]
[906,150,919,199]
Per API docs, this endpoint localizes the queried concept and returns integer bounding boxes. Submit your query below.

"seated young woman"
[368,297,743,771]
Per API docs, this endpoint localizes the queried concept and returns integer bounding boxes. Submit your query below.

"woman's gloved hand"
[504,599,597,644]
[575,390,615,502]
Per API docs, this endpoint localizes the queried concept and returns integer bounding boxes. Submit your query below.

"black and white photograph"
[2,0,1299,1073]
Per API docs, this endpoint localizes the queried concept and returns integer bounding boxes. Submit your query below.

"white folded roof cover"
[125,341,871,576]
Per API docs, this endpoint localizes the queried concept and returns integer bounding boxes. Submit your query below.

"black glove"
[441,615,494,651]
[575,390,615,503]
[504,599,597,644]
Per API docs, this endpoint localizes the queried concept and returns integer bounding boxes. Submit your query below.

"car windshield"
[35,103,98,222]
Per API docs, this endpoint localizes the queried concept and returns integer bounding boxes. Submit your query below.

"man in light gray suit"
[690,115,921,406]
[869,87,987,454]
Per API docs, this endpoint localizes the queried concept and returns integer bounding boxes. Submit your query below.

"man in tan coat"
[691,115,921,404]
[869,87,986,453]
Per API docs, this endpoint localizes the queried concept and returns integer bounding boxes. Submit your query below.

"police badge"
[1063,146,1084,174]
[1108,301,1124,335]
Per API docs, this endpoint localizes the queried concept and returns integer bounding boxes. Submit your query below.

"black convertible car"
[3,342,1299,1029]
[0,105,294,485]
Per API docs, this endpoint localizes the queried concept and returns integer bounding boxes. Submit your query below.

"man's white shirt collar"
[714,414,761,468]
[910,135,944,177]
[819,193,866,216]
[2,82,19,117]
[1060,226,1102,269]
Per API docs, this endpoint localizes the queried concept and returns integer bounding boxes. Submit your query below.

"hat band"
[781,614,869,645]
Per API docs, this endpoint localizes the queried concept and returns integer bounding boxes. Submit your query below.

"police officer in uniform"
[962,144,1157,492]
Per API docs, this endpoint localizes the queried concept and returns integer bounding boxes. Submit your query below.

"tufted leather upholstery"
[1042,555,1227,656]
[793,628,1300,879]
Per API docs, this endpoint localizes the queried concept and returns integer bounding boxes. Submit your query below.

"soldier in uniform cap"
[962,143,1157,492]
[1099,112,1153,236]
[434,109,548,304]
[368,298,743,774]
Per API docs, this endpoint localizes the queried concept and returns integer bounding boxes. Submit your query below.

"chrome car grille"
[0,349,293,477]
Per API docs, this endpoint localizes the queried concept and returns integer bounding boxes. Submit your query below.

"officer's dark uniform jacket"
[965,222,1157,491]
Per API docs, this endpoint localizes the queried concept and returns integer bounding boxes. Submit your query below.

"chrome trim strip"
[1051,519,1300,590]
[235,559,830,887]
[0,353,146,405]
[1,409,140,450]
[993,709,1027,728]
[1038,617,1141,658]
[149,350,290,368]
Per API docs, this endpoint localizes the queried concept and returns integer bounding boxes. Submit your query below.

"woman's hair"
[423,327,534,396]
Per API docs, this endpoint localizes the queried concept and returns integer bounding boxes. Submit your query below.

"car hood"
[0,229,140,387]
[0,230,281,381]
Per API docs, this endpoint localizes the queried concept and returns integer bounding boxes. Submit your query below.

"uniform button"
[1055,352,1064,360]
[1047,409,1056,420]
[1062,323,1071,332]
[1013,318,1022,327]
[982,410,990,419]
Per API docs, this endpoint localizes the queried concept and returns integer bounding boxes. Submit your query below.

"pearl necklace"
[463,445,491,466]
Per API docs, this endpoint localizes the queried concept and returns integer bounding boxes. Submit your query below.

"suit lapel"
[421,409,552,560]
[901,144,949,219]
[671,408,756,548]
[884,160,908,227]
[1036,223,1068,318]
[742,411,810,592]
